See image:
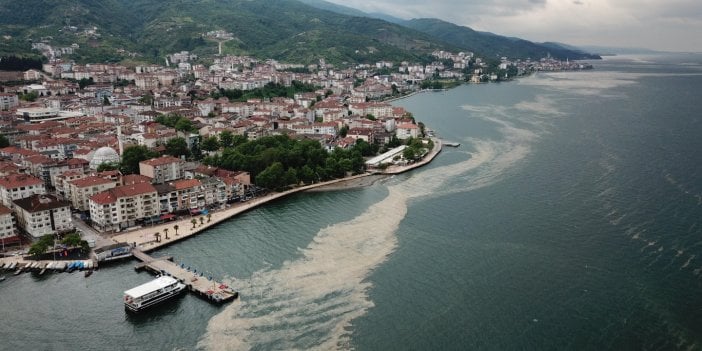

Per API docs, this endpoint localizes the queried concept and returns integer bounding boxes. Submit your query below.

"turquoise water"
[1,54,701,350]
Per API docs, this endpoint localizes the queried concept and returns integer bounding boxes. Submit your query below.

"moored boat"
[123,276,186,313]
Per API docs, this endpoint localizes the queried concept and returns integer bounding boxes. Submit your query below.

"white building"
[89,182,159,232]
[0,204,17,245]
[0,174,46,208]
[0,93,19,111]
[68,175,118,212]
[395,123,419,140]
[13,194,73,239]
[139,156,185,184]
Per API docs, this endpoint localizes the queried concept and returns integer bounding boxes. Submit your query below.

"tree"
[0,135,9,148]
[78,77,95,89]
[191,218,197,229]
[365,114,376,121]
[61,233,82,247]
[165,137,189,158]
[338,125,349,138]
[174,118,195,133]
[201,136,220,152]
[299,165,315,184]
[19,91,38,102]
[219,131,234,148]
[120,145,159,175]
[352,139,374,157]
[154,232,161,243]
[174,224,179,236]
[207,213,212,223]
[199,217,204,226]
[256,162,285,190]
[28,235,54,256]
[139,94,153,106]
[103,95,111,106]
[163,228,169,240]
[96,162,119,172]
[284,168,298,186]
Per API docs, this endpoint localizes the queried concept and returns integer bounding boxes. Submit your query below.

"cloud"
[325,0,702,52]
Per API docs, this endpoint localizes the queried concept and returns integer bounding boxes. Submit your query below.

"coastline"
[104,137,442,253]
[0,136,443,271]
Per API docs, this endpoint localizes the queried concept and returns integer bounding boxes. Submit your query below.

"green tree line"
[202,135,368,190]
[210,81,318,102]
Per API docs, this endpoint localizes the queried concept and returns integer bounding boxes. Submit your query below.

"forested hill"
[300,0,600,60]
[0,0,453,64]
[0,0,597,64]
[402,18,600,60]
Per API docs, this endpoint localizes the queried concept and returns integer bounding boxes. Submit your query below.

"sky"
[324,0,702,52]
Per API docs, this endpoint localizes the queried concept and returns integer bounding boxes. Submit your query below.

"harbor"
[0,138,444,314]
[131,248,238,304]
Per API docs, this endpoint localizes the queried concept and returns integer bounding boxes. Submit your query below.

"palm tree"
[154,232,161,243]
[191,218,197,229]
[164,228,169,240]
[174,224,179,236]
[199,217,204,226]
[207,213,212,223]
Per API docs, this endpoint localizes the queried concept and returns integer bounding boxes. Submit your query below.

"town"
[0,42,589,262]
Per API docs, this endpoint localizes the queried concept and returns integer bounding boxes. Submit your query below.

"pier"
[131,248,238,304]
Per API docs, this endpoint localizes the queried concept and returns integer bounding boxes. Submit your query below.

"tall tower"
[117,125,124,155]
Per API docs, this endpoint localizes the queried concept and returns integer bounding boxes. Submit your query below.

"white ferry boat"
[123,276,186,312]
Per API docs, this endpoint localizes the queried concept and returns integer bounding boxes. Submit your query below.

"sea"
[1,53,701,351]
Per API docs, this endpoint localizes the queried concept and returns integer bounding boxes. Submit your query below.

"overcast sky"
[324,0,702,52]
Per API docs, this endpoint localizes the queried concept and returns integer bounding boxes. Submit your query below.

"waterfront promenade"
[110,173,374,252]
[0,138,442,271]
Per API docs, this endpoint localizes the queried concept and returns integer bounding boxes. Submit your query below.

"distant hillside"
[403,19,600,60]
[297,0,368,18]
[299,1,599,61]
[0,0,454,65]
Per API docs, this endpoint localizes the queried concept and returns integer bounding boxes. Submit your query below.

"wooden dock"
[131,248,238,304]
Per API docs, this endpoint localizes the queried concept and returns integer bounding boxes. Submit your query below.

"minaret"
[117,125,124,155]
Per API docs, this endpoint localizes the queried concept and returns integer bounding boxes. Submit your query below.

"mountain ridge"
[0,0,598,65]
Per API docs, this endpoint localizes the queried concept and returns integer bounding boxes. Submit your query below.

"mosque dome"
[89,146,120,169]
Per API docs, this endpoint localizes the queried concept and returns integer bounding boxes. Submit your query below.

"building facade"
[0,174,46,208]
[139,156,185,184]
[13,194,73,239]
[88,182,159,232]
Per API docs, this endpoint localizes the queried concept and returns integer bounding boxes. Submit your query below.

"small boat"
[0,276,5,282]
[84,270,93,278]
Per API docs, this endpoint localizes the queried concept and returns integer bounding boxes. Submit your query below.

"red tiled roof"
[121,174,152,185]
[111,182,157,198]
[90,182,157,205]
[140,156,182,167]
[90,191,115,205]
[168,179,201,190]
[69,175,115,188]
[0,174,43,189]
[0,204,12,215]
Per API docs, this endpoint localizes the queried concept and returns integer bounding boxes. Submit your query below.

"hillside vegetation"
[0,0,597,64]
[0,0,452,64]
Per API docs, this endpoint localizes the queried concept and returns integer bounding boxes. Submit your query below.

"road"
[72,214,117,249]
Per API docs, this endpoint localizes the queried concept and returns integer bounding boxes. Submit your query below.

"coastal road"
[72,214,117,249]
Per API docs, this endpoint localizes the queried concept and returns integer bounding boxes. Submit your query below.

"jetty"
[131,248,238,304]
